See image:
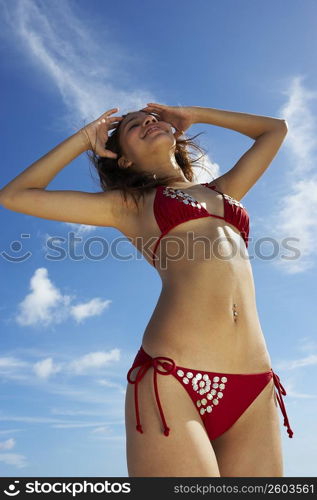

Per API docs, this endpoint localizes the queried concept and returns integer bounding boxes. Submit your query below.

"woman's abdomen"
[142,265,272,373]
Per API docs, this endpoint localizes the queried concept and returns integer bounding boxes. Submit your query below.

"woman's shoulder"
[108,185,156,238]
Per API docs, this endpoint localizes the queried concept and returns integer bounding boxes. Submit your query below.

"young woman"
[0,102,292,477]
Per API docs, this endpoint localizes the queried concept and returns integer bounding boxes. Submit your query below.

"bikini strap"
[201,182,223,195]
[272,370,294,438]
[127,355,176,436]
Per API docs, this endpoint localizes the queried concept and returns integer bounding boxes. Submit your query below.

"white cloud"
[98,379,125,392]
[33,358,62,379]
[0,452,28,468]
[69,349,120,374]
[16,267,72,327]
[297,336,317,353]
[0,437,27,469]
[0,429,24,435]
[15,267,112,326]
[0,357,28,369]
[0,346,123,386]
[70,298,112,324]
[287,389,317,399]
[193,156,221,184]
[50,408,115,417]
[91,426,113,434]
[0,438,15,450]
[277,354,317,370]
[64,223,97,235]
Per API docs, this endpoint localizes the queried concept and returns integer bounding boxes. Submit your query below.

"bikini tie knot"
[152,356,176,375]
[272,370,294,438]
[127,355,176,436]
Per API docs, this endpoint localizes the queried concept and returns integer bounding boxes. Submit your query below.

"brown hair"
[85,110,210,212]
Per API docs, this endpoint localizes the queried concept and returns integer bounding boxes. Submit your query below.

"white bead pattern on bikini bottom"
[163,187,203,209]
[176,369,228,414]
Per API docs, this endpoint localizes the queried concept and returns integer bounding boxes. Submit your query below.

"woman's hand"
[140,102,196,139]
[79,108,123,157]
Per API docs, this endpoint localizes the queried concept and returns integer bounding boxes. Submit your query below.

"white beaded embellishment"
[163,187,202,209]
[223,192,244,208]
[176,370,228,414]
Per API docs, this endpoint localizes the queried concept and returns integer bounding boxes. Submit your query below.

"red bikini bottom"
[127,345,294,440]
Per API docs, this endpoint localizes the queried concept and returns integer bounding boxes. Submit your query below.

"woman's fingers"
[104,116,123,125]
[147,102,165,107]
[142,104,162,111]
[103,108,119,116]
[98,108,121,121]
[109,116,123,122]
[140,106,156,113]
[97,116,123,127]
[105,151,118,158]
[108,122,121,130]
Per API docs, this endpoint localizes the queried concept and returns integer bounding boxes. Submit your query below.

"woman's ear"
[118,156,132,169]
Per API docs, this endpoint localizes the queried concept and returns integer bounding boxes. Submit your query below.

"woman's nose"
[143,116,157,127]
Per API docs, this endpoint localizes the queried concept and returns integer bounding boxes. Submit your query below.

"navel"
[232,302,239,322]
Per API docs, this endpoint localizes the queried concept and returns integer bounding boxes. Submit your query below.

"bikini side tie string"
[127,356,176,436]
[272,370,294,438]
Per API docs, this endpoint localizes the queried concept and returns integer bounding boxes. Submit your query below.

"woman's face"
[118,111,176,170]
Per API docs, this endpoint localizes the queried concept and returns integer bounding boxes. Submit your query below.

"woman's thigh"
[125,368,220,477]
[211,378,284,477]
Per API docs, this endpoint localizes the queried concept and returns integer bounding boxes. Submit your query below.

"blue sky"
[0,0,317,477]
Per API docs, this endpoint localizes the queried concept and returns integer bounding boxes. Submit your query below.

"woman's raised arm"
[0,109,136,232]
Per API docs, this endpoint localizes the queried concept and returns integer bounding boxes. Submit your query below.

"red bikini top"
[151,182,250,268]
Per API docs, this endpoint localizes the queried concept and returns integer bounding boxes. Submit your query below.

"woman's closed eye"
[129,117,161,130]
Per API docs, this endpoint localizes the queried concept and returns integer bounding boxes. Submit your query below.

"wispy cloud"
[277,354,317,371]
[63,223,98,235]
[51,422,123,430]
[0,357,28,369]
[287,389,317,399]
[297,337,317,353]
[1,0,217,182]
[0,438,15,450]
[0,347,122,383]
[98,378,126,394]
[0,415,123,426]
[0,429,25,435]
[0,452,28,469]
[50,408,119,417]
[1,0,156,128]
[266,76,317,274]
[276,336,317,375]
[0,438,28,469]
[68,349,120,374]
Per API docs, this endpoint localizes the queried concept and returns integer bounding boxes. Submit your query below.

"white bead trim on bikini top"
[162,186,244,209]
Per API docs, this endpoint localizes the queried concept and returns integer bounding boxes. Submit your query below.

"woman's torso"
[125,181,272,374]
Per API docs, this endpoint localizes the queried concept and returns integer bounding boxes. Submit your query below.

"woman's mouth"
[144,126,163,138]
